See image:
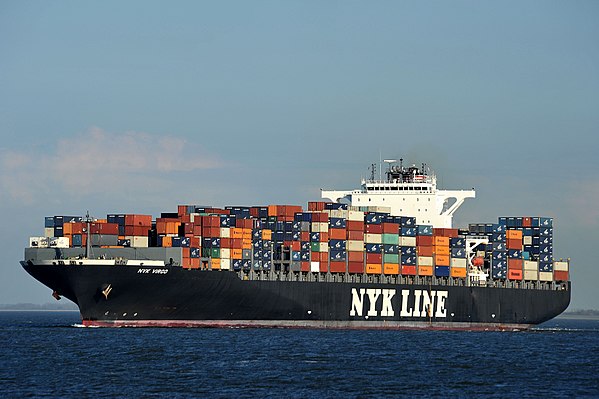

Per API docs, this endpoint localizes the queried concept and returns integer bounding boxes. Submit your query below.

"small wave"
[71,323,100,328]
[531,327,599,333]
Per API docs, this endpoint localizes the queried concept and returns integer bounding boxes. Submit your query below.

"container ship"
[22,160,571,330]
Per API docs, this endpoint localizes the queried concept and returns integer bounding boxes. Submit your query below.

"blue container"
[44,217,55,228]
[273,231,284,242]
[190,248,201,258]
[491,268,507,279]
[400,216,416,227]
[522,251,531,260]
[291,251,300,261]
[539,236,552,245]
[252,229,262,240]
[330,250,347,261]
[401,254,416,265]
[242,259,252,270]
[253,249,263,260]
[210,237,220,248]
[435,266,450,277]
[171,237,182,247]
[262,250,272,260]
[508,249,522,259]
[310,232,320,242]
[329,239,346,250]
[253,240,262,250]
[400,227,416,237]
[539,261,553,272]
[72,234,83,247]
[263,260,272,271]
[491,259,507,269]
[284,221,293,232]
[262,240,272,250]
[383,244,399,254]
[329,217,347,229]
[450,237,466,248]
[540,227,553,237]
[292,231,301,241]
[451,248,466,258]
[365,212,383,224]
[523,228,533,236]
[492,232,506,242]
[492,223,506,233]
[220,216,233,227]
[301,242,311,251]
[539,244,553,255]
[540,217,553,227]
[202,237,212,248]
[400,246,416,256]
[417,225,433,236]
[252,260,263,270]
[492,251,506,261]
[492,241,507,251]
[498,217,507,226]
[325,202,348,210]
[365,243,382,253]
[539,253,552,263]
[232,259,242,271]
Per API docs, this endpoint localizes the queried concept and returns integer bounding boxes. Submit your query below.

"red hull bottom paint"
[82,319,532,332]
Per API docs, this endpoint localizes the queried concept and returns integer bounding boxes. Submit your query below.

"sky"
[1,1,598,309]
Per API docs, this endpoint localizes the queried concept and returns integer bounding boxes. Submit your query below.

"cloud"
[0,127,222,204]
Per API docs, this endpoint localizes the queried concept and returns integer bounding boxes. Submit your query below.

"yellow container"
[383,263,399,275]
[450,267,467,278]
[418,265,434,276]
[366,263,382,274]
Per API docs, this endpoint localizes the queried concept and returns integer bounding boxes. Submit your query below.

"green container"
[311,242,321,252]
[211,248,221,258]
[202,248,211,258]
[383,253,399,264]
[382,234,399,245]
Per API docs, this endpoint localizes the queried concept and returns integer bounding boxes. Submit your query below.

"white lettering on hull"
[351,287,448,319]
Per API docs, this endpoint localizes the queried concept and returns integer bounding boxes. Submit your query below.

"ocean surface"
[1,312,598,398]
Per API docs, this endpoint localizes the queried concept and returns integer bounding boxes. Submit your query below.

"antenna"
[369,163,376,181]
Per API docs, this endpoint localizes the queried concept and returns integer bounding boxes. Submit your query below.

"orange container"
[433,236,449,246]
[401,265,417,275]
[190,258,200,269]
[330,261,346,273]
[366,263,382,274]
[433,246,450,256]
[434,254,450,266]
[383,263,399,275]
[450,267,467,278]
[211,258,221,270]
[262,229,272,240]
[508,269,522,280]
[232,249,243,259]
[506,230,523,240]
[417,246,433,256]
[161,236,172,247]
[242,239,252,249]
[418,265,433,276]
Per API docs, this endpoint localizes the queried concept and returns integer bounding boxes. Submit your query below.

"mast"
[84,211,92,259]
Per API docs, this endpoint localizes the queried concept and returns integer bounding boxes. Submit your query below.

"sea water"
[1,311,598,398]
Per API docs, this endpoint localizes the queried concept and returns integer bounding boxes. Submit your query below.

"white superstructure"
[321,160,475,228]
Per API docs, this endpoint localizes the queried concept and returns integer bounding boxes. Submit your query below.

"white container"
[523,236,533,246]
[49,237,70,248]
[524,270,538,281]
[539,271,553,281]
[400,236,417,247]
[126,236,149,248]
[220,258,231,270]
[347,210,364,221]
[451,258,467,268]
[417,256,433,266]
[524,260,539,270]
[220,248,231,258]
[29,237,48,248]
[310,261,320,272]
[328,210,347,219]
[554,261,569,271]
[44,228,54,238]
[347,240,364,251]
[365,234,382,244]
[220,228,230,238]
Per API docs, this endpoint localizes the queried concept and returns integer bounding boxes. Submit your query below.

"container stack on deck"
[32,204,568,282]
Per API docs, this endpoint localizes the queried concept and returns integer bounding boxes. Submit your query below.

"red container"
[319,232,329,242]
[231,238,243,249]
[220,238,231,248]
[347,230,364,240]
[401,265,417,275]
[125,214,152,227]
[365,224,382,234]
[329,228,346,240]
[330,261,346,273]
[291,241,300,251]
[417,246,433,256]
[348,262,364,274]
[346,220,364,231]
[300,262,310,272]
[507,239,522,250]
[508,259,522,270]
[366,253,382,263]
[319,252,328,262]
[308,201,327,211]
[554,271,569,281]
[319,260,329,273]
[508,269,523,280]
[416,236,433,246]
[523,217,532,227]
[348,251,364,262]
[300,232,310,241]
[193,225,202,236]
[382,223,399,234]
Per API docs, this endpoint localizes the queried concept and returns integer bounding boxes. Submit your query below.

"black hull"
[22,263,570,330]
